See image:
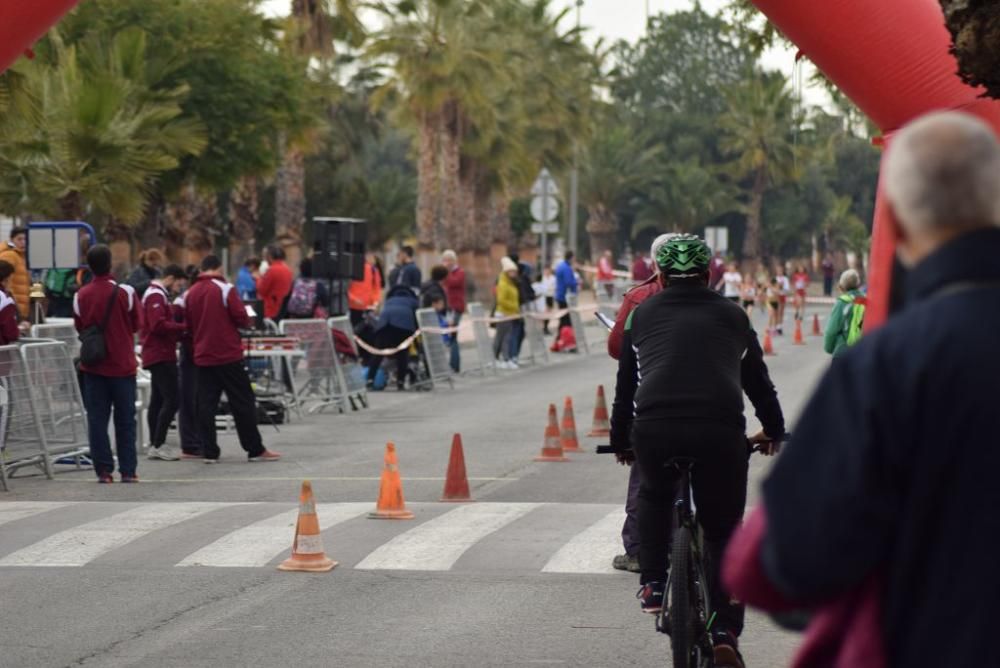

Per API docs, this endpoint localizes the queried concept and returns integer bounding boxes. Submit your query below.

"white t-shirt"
[722,271,742,298]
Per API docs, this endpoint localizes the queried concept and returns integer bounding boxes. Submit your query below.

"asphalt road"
[0,306,831,668]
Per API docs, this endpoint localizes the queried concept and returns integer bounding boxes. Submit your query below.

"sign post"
[531,168,560,270]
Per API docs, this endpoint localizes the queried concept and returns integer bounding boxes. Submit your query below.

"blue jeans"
[507,319,524,361]
[82,373,137,477]
[449,312,462,373]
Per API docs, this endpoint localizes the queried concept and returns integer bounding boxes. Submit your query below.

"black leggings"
[367,325,412,389]
[632,419,747,638]
[147,361,179,448]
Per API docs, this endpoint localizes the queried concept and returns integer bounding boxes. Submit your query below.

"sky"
[261,0,826,105]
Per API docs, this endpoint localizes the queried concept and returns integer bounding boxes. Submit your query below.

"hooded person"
[367,284,420,391]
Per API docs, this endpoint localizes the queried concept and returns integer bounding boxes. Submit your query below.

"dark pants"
[367,325,411,390]
[493,320,513,361]
[632,419,747,638]
[195,362,264,460]
[508,319,524,360]
[47,296,74,318]
[621,463,641,556]
[81,373,137,478]
[146,362,179,448]
[823,276,834,297]
[449,312,462,373]
[349,309,365,328]
[543,297,554,334]
[177,347,202,455]
[556,299,571,329]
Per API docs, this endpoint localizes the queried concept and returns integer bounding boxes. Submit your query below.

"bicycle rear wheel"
[669,526,695,668]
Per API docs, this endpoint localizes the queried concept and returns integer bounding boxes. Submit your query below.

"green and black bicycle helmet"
[654,234,711,277]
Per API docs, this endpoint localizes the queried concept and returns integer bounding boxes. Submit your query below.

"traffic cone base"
[561,397,582,453]
[763,329,776,356]
[370,443,415,520]
[587,385,611,437]
[441,434,473,502]
[278,481,338,572]
[536,403,570,462]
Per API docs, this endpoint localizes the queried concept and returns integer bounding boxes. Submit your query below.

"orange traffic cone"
[587,385,611,437]
[793,318,805,345]
[535,404,569,462]
[441,434,472,502]
[763,329,776,356]
[812,313,822,336]
[277,480,337,572]
[561,397,582,453]
[370,442,415,519]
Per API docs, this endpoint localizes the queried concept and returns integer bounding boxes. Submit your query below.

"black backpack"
[77,287,120,366]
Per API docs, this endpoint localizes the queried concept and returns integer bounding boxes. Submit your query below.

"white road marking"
[0,503,224,567]
[0,502,69,528]
[355,502,540,571]
[176,503,369,568]
[541,508,627,574]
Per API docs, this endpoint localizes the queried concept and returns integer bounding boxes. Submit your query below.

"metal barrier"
[567,294,591,355]
[415,308,455,390]
[30,321,80,360]
[521,308,550,367]
[466,302,497,376]
[0,344,51,485]
[279,319,348,413]
[327,316,369,409]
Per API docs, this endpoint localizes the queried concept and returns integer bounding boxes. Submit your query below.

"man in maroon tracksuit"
[183,255,280,463]
[73,245,141,483]
[141,264,187,462]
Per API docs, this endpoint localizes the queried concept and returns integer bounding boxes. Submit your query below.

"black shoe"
[636,581,665,614]
[612,553,640,573]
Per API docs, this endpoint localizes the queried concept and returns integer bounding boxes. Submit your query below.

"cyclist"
[609,234,785,668]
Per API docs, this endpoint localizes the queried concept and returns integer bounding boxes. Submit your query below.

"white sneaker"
[509,359,520,369]
[147,444,180,461]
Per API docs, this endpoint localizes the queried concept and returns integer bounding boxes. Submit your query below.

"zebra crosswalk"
[0,501,629,574]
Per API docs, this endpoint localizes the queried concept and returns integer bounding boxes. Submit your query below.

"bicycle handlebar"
[595,433,792,455]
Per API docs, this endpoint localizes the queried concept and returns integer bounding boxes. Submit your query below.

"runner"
[791,264,809,320]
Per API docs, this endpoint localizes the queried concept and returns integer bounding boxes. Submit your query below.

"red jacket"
[183,274,250,367]
[442,266,467,314]
[0,289,19,345]
[73,275,140,377]
[257,260,293,319]
[606,276,661,359]
[139,281,185,368]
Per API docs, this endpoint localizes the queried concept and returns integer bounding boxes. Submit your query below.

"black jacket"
[610,280,784,451]
[760,227,1000,668]
[420,280,448,310]
[388,262,421,294]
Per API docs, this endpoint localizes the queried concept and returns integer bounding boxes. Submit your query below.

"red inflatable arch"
[0,1,78,73]
[751,0,1000,329]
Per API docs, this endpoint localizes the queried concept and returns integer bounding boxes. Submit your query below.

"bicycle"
[599,435,787,668]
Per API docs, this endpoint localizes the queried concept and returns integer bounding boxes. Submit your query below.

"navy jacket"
[761,227,1000,668]
[377,285,419,333]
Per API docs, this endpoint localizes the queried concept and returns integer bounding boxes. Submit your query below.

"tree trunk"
[58,192,83,221]
[585,205,617,262]
[440,103,462,251]
[228,174,259,272]
[415,113,440,250]
[275,134,306,267]
[139,191,168,257]
[741,168,767,262]
[104,217,133,279]
[167,183,216,267]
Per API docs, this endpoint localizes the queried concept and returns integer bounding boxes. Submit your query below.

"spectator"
[631,251,654,282]
[285,257,329,319]
[441,250,466,372]
[537,266,556,334]
[72,244,141,483]
[367,284,420,391]
[44,268,78,318]
[493,257,521,369]
[554,251,578,330]
[507,253,536,363]
[708,249,726,293]
[348,254,383,327]
[236,257,260,301]
[823,269,866,356]
[606,233,674,574]
[387,245,421,295]
[596,249,615,299]
[125,248,164,297]
[257,245,293,322]
[420,265,449,310]
[175,265,202,459]
[184,254,280,463]
[0,225,29,319]
[821,253,835,297]
[141,264,188,461]
[0,260,22,344]
[724,110,1000,668]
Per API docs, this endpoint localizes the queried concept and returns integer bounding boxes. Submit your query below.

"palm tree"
[636,159,737,236]
[578,124,660,259]
[718,73,798,261]
[0,29,205,267]
[228,174,259,270]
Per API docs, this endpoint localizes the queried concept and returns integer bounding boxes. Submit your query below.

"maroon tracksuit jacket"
[0,289,18,345]
[183,274,250,367]
[73,275,140,377]
[139,280,185,368]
